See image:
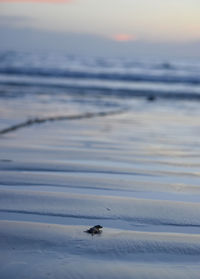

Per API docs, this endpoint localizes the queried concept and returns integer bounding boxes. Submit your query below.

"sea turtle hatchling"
[85,225,103,235]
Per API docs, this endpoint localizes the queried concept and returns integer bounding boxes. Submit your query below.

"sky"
[0,0,200,57]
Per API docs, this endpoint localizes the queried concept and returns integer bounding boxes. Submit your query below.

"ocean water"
[0,51,200,128]
[1,50,200,278]
[0,50,200,130]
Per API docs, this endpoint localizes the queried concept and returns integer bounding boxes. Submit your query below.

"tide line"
[0,109,124,135]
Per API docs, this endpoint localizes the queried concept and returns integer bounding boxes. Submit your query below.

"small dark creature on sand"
[85,225,103,235]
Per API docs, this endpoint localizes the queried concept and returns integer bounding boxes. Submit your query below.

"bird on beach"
[85,225,103,235]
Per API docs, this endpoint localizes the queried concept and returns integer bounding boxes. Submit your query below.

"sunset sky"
[0,0,200,57]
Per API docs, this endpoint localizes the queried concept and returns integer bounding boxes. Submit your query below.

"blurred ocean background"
[0,50,200,130]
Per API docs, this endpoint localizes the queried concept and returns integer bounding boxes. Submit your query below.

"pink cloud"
[0,0,73,3]
[112,34,136,42]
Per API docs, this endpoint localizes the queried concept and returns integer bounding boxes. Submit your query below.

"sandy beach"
[1,97,200,278]
[1,50,200,278]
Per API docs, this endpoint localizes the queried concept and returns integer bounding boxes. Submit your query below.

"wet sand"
[1,102,200,278]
